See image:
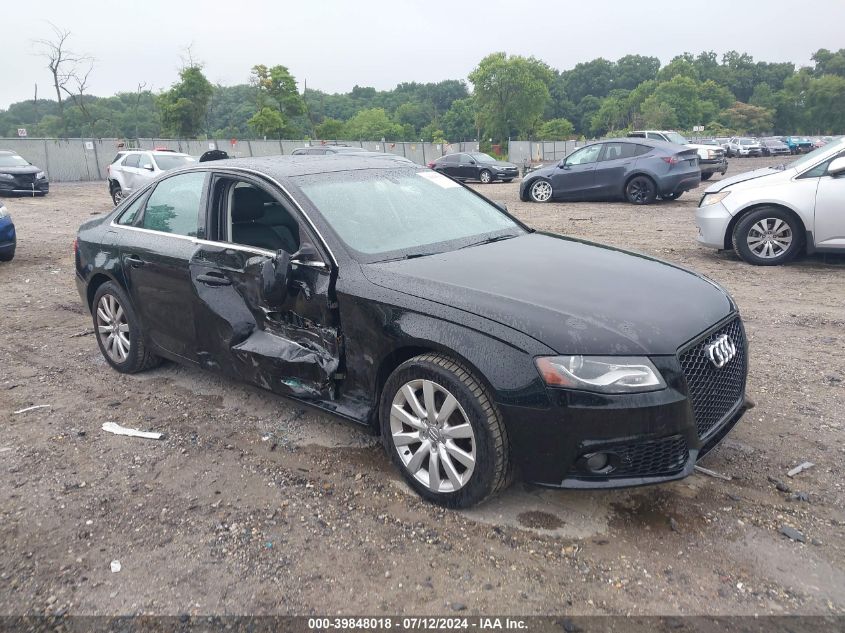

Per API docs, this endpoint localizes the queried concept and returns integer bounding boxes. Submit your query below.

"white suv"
[696,138,845,265]
[107,150,196,205]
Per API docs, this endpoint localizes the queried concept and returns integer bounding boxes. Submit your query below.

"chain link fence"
[0,138,480,183]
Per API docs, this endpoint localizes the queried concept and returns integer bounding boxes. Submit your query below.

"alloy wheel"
[96,294,130,363]
[530,180,552,202]
[479,170,492,184]
[746,218,793,259]
[390,379,476,493]
[112,188,123,205]
[627,177,655,204]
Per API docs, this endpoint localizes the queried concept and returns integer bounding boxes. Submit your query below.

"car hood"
[0,165,40,175]
[362,233,734,355]
[704,166,788,193]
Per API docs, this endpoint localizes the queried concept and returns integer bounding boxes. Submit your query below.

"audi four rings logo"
[705,334,737,368]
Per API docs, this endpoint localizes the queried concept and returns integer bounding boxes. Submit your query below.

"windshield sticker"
[417,171,460,188]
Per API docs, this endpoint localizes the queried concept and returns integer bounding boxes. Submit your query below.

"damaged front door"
[190,241,341,401]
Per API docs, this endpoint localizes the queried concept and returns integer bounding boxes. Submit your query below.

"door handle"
[195,272,231,287]
[124,255,145,268]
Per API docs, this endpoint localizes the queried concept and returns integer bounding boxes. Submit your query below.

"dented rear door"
[190,242,341,401]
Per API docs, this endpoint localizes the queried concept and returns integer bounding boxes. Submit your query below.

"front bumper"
[695,201,733,249]
[492,169,519,181]
[501,316,749,488]
[699,157,728,175]
[0,179,49,195]
[736,149,762,157]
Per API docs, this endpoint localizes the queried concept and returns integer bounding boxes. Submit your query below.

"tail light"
[427,162,436,169]
[662,156,679,165]
[72,238,78,256]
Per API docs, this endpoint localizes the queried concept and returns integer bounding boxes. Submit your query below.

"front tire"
[478,169,492,184]
[111,185,124,206]
[380,353,511,508]
[701,172,713,181]
[625,175,657,205]
[0,246,14,262]
[732,207,803,266]
[92,281,161,373]
[528,179,553,203]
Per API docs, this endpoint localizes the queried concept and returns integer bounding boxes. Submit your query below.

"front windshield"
[468,153,496,163]
[789,139,845,170]
[153,155,195,170]
[294,168,523,261]
[664,132,689,145]
[740,139,755,145]
[0,154,29,167]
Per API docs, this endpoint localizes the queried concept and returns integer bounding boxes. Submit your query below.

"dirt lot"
[1,157,843,617]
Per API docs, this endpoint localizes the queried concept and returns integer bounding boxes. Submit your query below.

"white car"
[723,137,763,158]
[695,138,845,265]
[107,150,196,205]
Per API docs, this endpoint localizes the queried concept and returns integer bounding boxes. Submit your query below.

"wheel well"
[723,204,807,251]
[371,344,496,432]
[86,273,112,311]
[624,172,655,189]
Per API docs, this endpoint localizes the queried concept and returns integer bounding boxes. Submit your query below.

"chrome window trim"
[109,164,338,268]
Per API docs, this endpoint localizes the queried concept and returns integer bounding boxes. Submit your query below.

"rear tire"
[732,207,803,266]
[380,353,511,508]
[625,175,657,205]
[701,172,713,181]
[92,281,161,373]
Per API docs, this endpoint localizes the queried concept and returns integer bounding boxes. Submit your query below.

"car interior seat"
[231,187,298,253]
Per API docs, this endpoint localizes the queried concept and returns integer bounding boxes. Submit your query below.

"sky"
[3,0,845,109]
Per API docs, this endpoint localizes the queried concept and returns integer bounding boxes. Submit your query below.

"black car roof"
[195,154,420,178]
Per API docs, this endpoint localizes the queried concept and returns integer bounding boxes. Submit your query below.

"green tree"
[590,91,630,136]
[657,54,698,82]
[247,106,286,137]
[394,102,431,134]
[560,58,614,103]
[613,55,660,90]
[718,102,774,134]
[537,118,574,140]
[157,65,213,138]
[805,74,845,133]
[654,75,705,129]
[811,48,845,77]
[469,52,554,142]
[342,108,403,140]
[441,98,477,141]
[315,117,345,139]
[640,96,678,129]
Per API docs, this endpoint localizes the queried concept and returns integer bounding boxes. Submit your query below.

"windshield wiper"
[376,251,440,263]
[459,233,519,250]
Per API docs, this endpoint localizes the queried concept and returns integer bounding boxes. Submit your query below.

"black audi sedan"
[74,155,750,508]
[0,150,50,196]
[520,139,700,204]
[429,152,519,184]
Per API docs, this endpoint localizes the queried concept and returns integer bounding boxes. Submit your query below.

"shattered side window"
[142,172,205,237]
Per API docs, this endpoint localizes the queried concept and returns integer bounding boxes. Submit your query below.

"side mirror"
[142,163,154,171]
[290,243,327,270]
[468,160,476,165]
[828,156,845,177]
[260,249,291,306]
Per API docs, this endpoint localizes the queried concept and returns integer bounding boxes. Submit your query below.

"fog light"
[584,452,609,472]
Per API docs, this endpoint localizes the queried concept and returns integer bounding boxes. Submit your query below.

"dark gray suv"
[520,138,701,205]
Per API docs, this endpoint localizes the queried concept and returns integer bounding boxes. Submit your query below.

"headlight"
[699,191,731,207]
[0,173,13,181]
[535,355,666,393]
[36,171,46,180]
[0,205,8,219]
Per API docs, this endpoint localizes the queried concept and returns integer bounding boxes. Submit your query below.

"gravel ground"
[0,157,843,617]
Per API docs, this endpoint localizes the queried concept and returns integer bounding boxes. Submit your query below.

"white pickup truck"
[628,130,728,181]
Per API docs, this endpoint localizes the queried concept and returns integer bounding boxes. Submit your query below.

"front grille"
[571,436,689,479]
[14,174,35,186]
[679,318,747,438]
